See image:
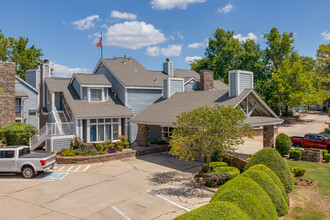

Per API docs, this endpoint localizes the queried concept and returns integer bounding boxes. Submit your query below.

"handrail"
[62,100,72,122]
[52,100,63,134]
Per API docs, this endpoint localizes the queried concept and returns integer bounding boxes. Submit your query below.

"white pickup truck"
[0,146,57,178]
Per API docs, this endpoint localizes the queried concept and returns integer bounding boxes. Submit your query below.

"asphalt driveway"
[0,153,213,220]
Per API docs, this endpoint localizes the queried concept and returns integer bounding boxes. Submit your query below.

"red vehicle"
[290,134,330,152]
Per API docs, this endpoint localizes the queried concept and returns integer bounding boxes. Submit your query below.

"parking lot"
[0,153,213,220]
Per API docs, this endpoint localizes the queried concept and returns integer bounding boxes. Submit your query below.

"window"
[3,151,15,158]
[314,136,323,141]
[90,89,102,101]
[162,127,174,139]
[29,109,37,116]
[19,148,31,157]
[89,118,120,142]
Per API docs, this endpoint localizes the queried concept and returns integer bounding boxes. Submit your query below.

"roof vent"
[228,70,253,97]
[154,78,157,83]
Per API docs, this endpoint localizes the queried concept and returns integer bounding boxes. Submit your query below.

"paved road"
[235,112,329,155]
[0,153,213,220]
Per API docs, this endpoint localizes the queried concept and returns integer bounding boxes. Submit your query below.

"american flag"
[96,37,102,49]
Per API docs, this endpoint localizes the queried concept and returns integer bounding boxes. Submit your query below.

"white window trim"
[88,87,105,102]
[88,118,122,143]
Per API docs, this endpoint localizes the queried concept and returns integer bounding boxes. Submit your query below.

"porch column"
[263,125,275,148]
[137,124,148,146]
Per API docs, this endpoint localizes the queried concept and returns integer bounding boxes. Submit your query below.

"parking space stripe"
[147,190,190,212]
[112,206,131,220]
[82,165,90,172]
[74,166,81,172]
[67,166,74,171]
[0,179,55,182]
[58,166,65,171]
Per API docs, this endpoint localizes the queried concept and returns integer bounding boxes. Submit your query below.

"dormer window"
[91,89,102,101]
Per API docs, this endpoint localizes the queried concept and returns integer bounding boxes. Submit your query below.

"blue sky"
[0,0,329,77]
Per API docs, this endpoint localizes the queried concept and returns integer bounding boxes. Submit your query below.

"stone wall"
[224,153,248,172]
[198,70,214,91]
[0,62,16,129]
[56,145,170,164]
[301,149,323,162]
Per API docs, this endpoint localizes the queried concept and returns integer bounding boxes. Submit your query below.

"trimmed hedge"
[289,150,302,160]
[324,153,330,162]
[174,201,251,220]
[211,176,278,220]
[244,147,294,194]
[275,133,291,156]
[202,161,228,173]
[293,167,306,177]
[248,164,287,201]
[212,166,240,180]
[3,123,37,146]
[242,169,289,216]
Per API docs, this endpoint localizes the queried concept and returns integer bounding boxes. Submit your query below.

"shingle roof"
[213,80,229,90]
[130,89,252,126]
[174,69,200,80]
[101,58,169,87]
[15,90,28,97]
[244,117,284,127]
[45,77,132,118]
[73,73,111,86]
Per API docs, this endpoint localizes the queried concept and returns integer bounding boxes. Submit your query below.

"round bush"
[212,166,240,180]
[174,201,251,220]
[242,170,289,216]
[211,176,278,220]
[275,133,291,156]
[3,123,37,146]
[248,164,287,201]
[244,147,293,194]
[293,167,306,177]
[202,161,228,173]
[289,150,302,160]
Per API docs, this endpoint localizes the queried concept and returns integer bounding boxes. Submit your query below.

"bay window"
[89,118,120,142]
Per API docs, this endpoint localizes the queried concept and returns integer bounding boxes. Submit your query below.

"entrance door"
[82,120,87,142]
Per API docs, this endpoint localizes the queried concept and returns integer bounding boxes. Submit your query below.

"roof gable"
[15,75,39,94]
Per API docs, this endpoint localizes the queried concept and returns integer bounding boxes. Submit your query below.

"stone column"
[263,125,275,148]
[137,124,148,146]
[0,61,16,129]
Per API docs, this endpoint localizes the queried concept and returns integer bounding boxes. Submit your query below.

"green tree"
[191,29,264,83]
[169,105,253,172]
[0,30,43,79]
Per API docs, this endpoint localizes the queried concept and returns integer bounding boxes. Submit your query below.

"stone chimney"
[0,60,16,129]
[163,58,173,77]
[198,70,214,91]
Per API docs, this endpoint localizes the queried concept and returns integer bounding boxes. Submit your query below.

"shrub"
[202,162,228,173]
[289,150,302,160]
[200,172,227,187]
[95,143,104,151]
[293,167,306,177]
[0,129,4,140]
[124,141,130,148]
[107,147,116,153]
[211,176,278,220]
[321,149,328,156]
[3,123,37,145]
[212,166,240,180]
[244,147,293,194]
[248,164,287,201]
[323,153,330,162]
[242,169,289,216]
[174,201,251,220]
[211,150,224,162]
[275,133,291,156]
[324,128,330,134]
[150,139,167,145]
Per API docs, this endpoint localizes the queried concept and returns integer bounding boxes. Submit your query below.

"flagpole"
[101,31,103,59]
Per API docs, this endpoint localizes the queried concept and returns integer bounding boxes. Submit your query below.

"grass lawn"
[284,161,330,220]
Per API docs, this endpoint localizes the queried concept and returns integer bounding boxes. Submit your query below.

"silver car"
[0,146,57,178]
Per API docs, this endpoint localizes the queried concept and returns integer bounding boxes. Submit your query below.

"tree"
[169,105,253,172]
[191,29,264,83]
[0,30,43,79]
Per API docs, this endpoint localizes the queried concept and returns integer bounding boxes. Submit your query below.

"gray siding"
[82,87,87,100]
[239,73,252,93]
[26,69,40,89]
[72,78,81,98]
[170,79,183,96]
[55,92,61,110]
[127,89,162,142]
[230,73,237,97]
[148,125,162,140]
[15,79,39,129]
[44,83,48,110]
[52,137,74,152]
[95,63,125,105]
[185,81,198,90]
[163,79,168,99]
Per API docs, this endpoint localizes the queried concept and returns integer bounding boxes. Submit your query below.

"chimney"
[163,58,173,77]
[0,60,16,129]
[26,64,41,90]
[198,70,214,91]
[228,70,253,97]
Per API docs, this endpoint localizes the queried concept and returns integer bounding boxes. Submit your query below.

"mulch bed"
[294,177,316,186]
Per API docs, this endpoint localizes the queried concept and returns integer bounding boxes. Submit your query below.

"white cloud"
[233,32,258,42]
[177,31,184,40]
[50,62,88,78]
[321,31,330,40]
[110,10,137,20]
[187,39,208,48]
[217,3,234,14]
[185,56,202,63]
[160,44,182,57]
[151,0,206,10]
[72,15,99,30]
[104,21,166,50]
[145,47,160,56]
